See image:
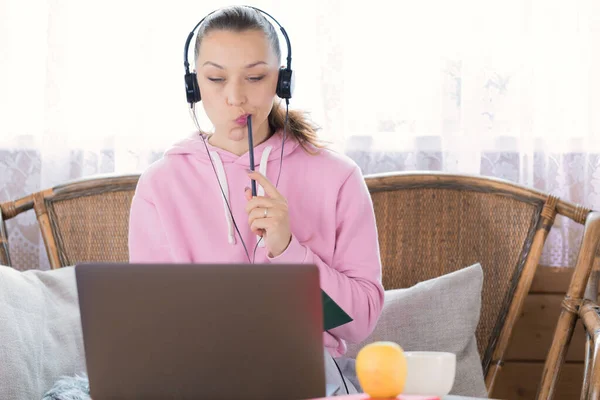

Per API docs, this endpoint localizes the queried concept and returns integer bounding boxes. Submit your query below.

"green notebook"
[321,290,353,331]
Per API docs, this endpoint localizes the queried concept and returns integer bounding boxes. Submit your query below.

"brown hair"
[193,5,325,152]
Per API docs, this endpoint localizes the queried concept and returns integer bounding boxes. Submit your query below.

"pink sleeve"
[268,166,384,345]
[128,193,173,263]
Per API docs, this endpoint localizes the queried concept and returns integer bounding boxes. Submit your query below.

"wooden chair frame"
[0,173,139,269]
[537,214,600,400]
[579,265,600,400]
[0,206,12,266]
[0,192,37,267]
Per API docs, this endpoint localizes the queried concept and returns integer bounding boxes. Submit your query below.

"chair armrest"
[580,299,600,400]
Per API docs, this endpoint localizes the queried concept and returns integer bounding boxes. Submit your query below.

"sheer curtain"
[1,0,599,270]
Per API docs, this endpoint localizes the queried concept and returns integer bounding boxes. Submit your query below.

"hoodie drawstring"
[210,145,273,247]
[210,151,236,245]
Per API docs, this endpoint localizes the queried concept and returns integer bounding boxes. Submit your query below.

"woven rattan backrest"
[365,173,546,374]
[40,175,140,268]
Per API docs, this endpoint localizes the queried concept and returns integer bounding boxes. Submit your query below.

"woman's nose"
[226,82,247,106]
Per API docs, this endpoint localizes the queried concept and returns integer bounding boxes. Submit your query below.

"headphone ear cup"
[185,72,201,103]
[276,67,294,99]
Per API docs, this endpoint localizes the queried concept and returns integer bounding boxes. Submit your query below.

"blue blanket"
[42,374,90,400]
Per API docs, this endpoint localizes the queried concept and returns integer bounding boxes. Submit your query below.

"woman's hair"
[194,5,324,151]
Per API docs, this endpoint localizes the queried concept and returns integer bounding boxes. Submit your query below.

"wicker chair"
[2,170,598,398]
[0,194,38,267]
[0,174,139,269]
[0,207,12,266]
[579,266,600,400]
[364,171,600,399]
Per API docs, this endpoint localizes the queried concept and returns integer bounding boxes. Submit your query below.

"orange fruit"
[355,341,407,399]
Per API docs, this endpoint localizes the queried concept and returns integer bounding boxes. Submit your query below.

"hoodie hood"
[163,130,300,246]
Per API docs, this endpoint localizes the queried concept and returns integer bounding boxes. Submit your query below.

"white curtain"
[1,0,599,270]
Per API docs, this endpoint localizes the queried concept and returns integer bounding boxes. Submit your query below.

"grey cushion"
[345,263,488,398]
[0,265,86,400]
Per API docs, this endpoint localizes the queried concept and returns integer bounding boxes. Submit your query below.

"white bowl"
[403,351,456,396]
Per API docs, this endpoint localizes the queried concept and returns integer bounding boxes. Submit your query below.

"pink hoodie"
[128,130,384,357]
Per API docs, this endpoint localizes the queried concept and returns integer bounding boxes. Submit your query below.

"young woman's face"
[196,29,280,143]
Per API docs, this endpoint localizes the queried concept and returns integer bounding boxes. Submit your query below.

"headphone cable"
[190,102,289,264]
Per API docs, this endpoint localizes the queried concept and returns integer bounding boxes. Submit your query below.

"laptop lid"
[75,263,326,400]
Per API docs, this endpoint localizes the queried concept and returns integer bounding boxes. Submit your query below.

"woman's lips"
[235,114,250,125]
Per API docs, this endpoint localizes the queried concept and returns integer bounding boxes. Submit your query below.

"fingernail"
[246,169,253,174]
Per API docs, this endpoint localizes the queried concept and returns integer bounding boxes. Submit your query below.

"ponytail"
[268,103,325,153]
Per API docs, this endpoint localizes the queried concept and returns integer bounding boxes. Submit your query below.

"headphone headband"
[183,5,294,106]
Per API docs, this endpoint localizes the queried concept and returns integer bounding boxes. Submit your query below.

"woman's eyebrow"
[202,61,268,69]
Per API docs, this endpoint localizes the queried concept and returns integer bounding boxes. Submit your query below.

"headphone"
[183,5,294,106]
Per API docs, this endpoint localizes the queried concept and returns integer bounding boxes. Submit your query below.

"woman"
[128,5,384,395]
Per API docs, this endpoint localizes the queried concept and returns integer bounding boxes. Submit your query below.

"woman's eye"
[207,76,264,83]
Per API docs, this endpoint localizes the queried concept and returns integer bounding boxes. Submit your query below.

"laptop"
[75,263,327,400]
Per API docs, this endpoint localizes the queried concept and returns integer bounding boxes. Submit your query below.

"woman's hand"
[244,170,292,258]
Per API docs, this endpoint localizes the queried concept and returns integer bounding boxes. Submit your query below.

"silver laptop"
[75,263,326,400]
